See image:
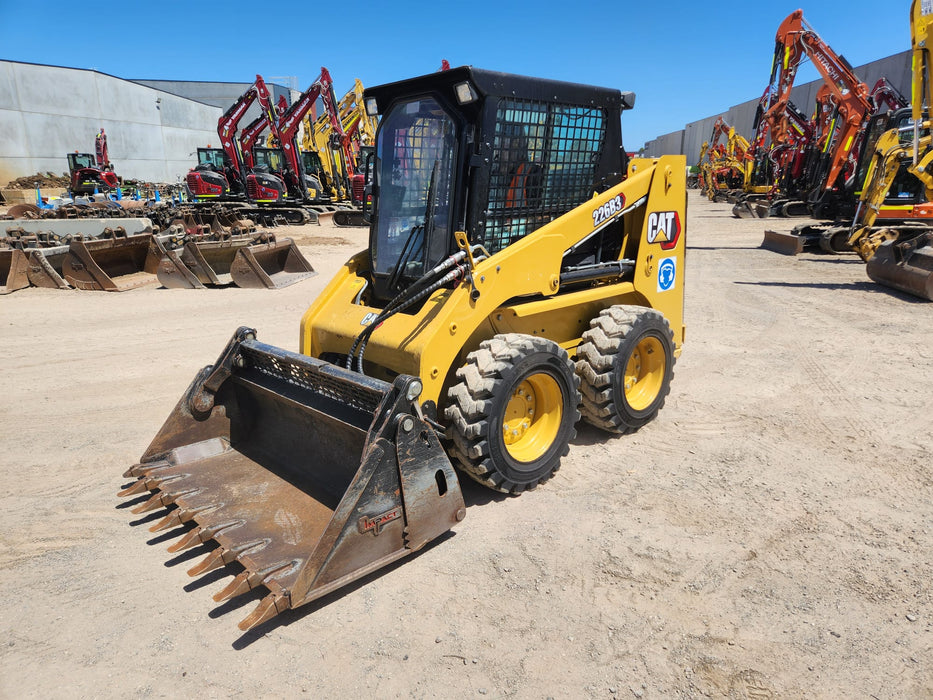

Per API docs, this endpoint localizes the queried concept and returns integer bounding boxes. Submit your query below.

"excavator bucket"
[762,229,808,255]
[229,238,316,289]
[732,200,764,219]
[157,239,231,289]
[0,248,30,294]
[119,328,465,631]
[26,246,70,289]
[157,235,314,289]
[866,232,933,301]
[63,234,163,291]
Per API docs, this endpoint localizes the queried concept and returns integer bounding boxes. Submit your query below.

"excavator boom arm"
[762,11,873,191]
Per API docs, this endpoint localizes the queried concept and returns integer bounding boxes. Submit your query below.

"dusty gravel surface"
[1,191,931,698]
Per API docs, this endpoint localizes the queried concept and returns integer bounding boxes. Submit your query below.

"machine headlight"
[454,81,478,105]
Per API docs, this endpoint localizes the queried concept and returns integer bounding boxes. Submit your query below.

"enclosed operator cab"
[361,66,633,303]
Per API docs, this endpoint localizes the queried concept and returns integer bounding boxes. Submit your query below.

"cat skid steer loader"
[121,67,687,631]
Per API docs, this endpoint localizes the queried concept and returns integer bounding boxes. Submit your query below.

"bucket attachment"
[63,234,163,291]
[229,238,316,289]
[0,248,30,294]
[156,235,314,289]
[120,328,465,631]
[26,246,71,289]
[762,229,807,255]
[732,201,764,219]
[866,232,933,301]
[157,236,258,289]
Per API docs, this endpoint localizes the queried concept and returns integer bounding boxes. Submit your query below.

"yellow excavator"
[842,0,933,299]
[120,66,687,631]
[299,80,369,204]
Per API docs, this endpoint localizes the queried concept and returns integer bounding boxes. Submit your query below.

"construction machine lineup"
[0,69,376,294]
[696,2,933,300]
[120,0,930,633]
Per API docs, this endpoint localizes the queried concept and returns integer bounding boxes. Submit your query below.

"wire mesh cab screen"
[482,98,607,254]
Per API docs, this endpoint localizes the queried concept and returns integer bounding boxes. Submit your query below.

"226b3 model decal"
[591,194,625,227]
[646,211,682,250]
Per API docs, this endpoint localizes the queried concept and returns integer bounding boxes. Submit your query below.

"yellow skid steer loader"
[121,67,687,631]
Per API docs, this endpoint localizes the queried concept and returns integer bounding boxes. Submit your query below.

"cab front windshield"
[372,97,457,281]
[198,149,225,169]
[253,148,285,172]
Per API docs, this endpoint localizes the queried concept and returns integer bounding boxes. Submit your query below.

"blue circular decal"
[658,258,676,292]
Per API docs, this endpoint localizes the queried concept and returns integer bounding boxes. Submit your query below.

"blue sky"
[0,0,911,149]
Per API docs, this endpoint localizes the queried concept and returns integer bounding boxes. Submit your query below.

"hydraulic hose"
[345,247,479,373]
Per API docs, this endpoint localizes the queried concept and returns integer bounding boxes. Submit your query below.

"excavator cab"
[196,147,226,171]
[68,153,97,171]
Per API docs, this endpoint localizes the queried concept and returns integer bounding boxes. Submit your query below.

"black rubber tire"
[576,306,675,434]
[444,333,581,494]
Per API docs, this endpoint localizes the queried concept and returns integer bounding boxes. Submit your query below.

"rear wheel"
[445,334,580,494]
[576,306,675,434]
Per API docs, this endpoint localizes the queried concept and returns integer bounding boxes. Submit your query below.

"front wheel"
[576,306,675,434]
[444,334,581,494]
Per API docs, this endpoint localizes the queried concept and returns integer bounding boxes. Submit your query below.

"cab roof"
[364,65,632,115]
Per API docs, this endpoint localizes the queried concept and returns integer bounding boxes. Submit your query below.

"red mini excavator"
[185,75,289,204]
[67,152,119,196]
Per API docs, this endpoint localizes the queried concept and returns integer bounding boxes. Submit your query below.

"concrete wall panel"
[0,109,28,159]
[0,63,18,110]
[95,74,161,126]
[0,60,221,186]
[14,64,102,118]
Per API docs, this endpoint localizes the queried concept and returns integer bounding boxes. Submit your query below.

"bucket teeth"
[123,459,170,479]
[117,479,152,498]
[130,491,175,514]
[211,554,290,604]
[238,592,288,631]
[213,571,253,603]
[187,547,230,577]
[150,510,185,533]
[167,526,204,553]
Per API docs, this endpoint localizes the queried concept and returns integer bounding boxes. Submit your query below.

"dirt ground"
[1,191,931,698]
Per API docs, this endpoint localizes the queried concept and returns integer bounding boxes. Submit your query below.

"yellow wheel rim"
[623,336,666,411]
[501,373,563,463]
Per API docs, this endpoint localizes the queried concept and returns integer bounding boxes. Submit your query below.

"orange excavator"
[757,10,874,221]
[732,95,815,218]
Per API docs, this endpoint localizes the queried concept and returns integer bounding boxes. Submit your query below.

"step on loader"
[120,66,687,631]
